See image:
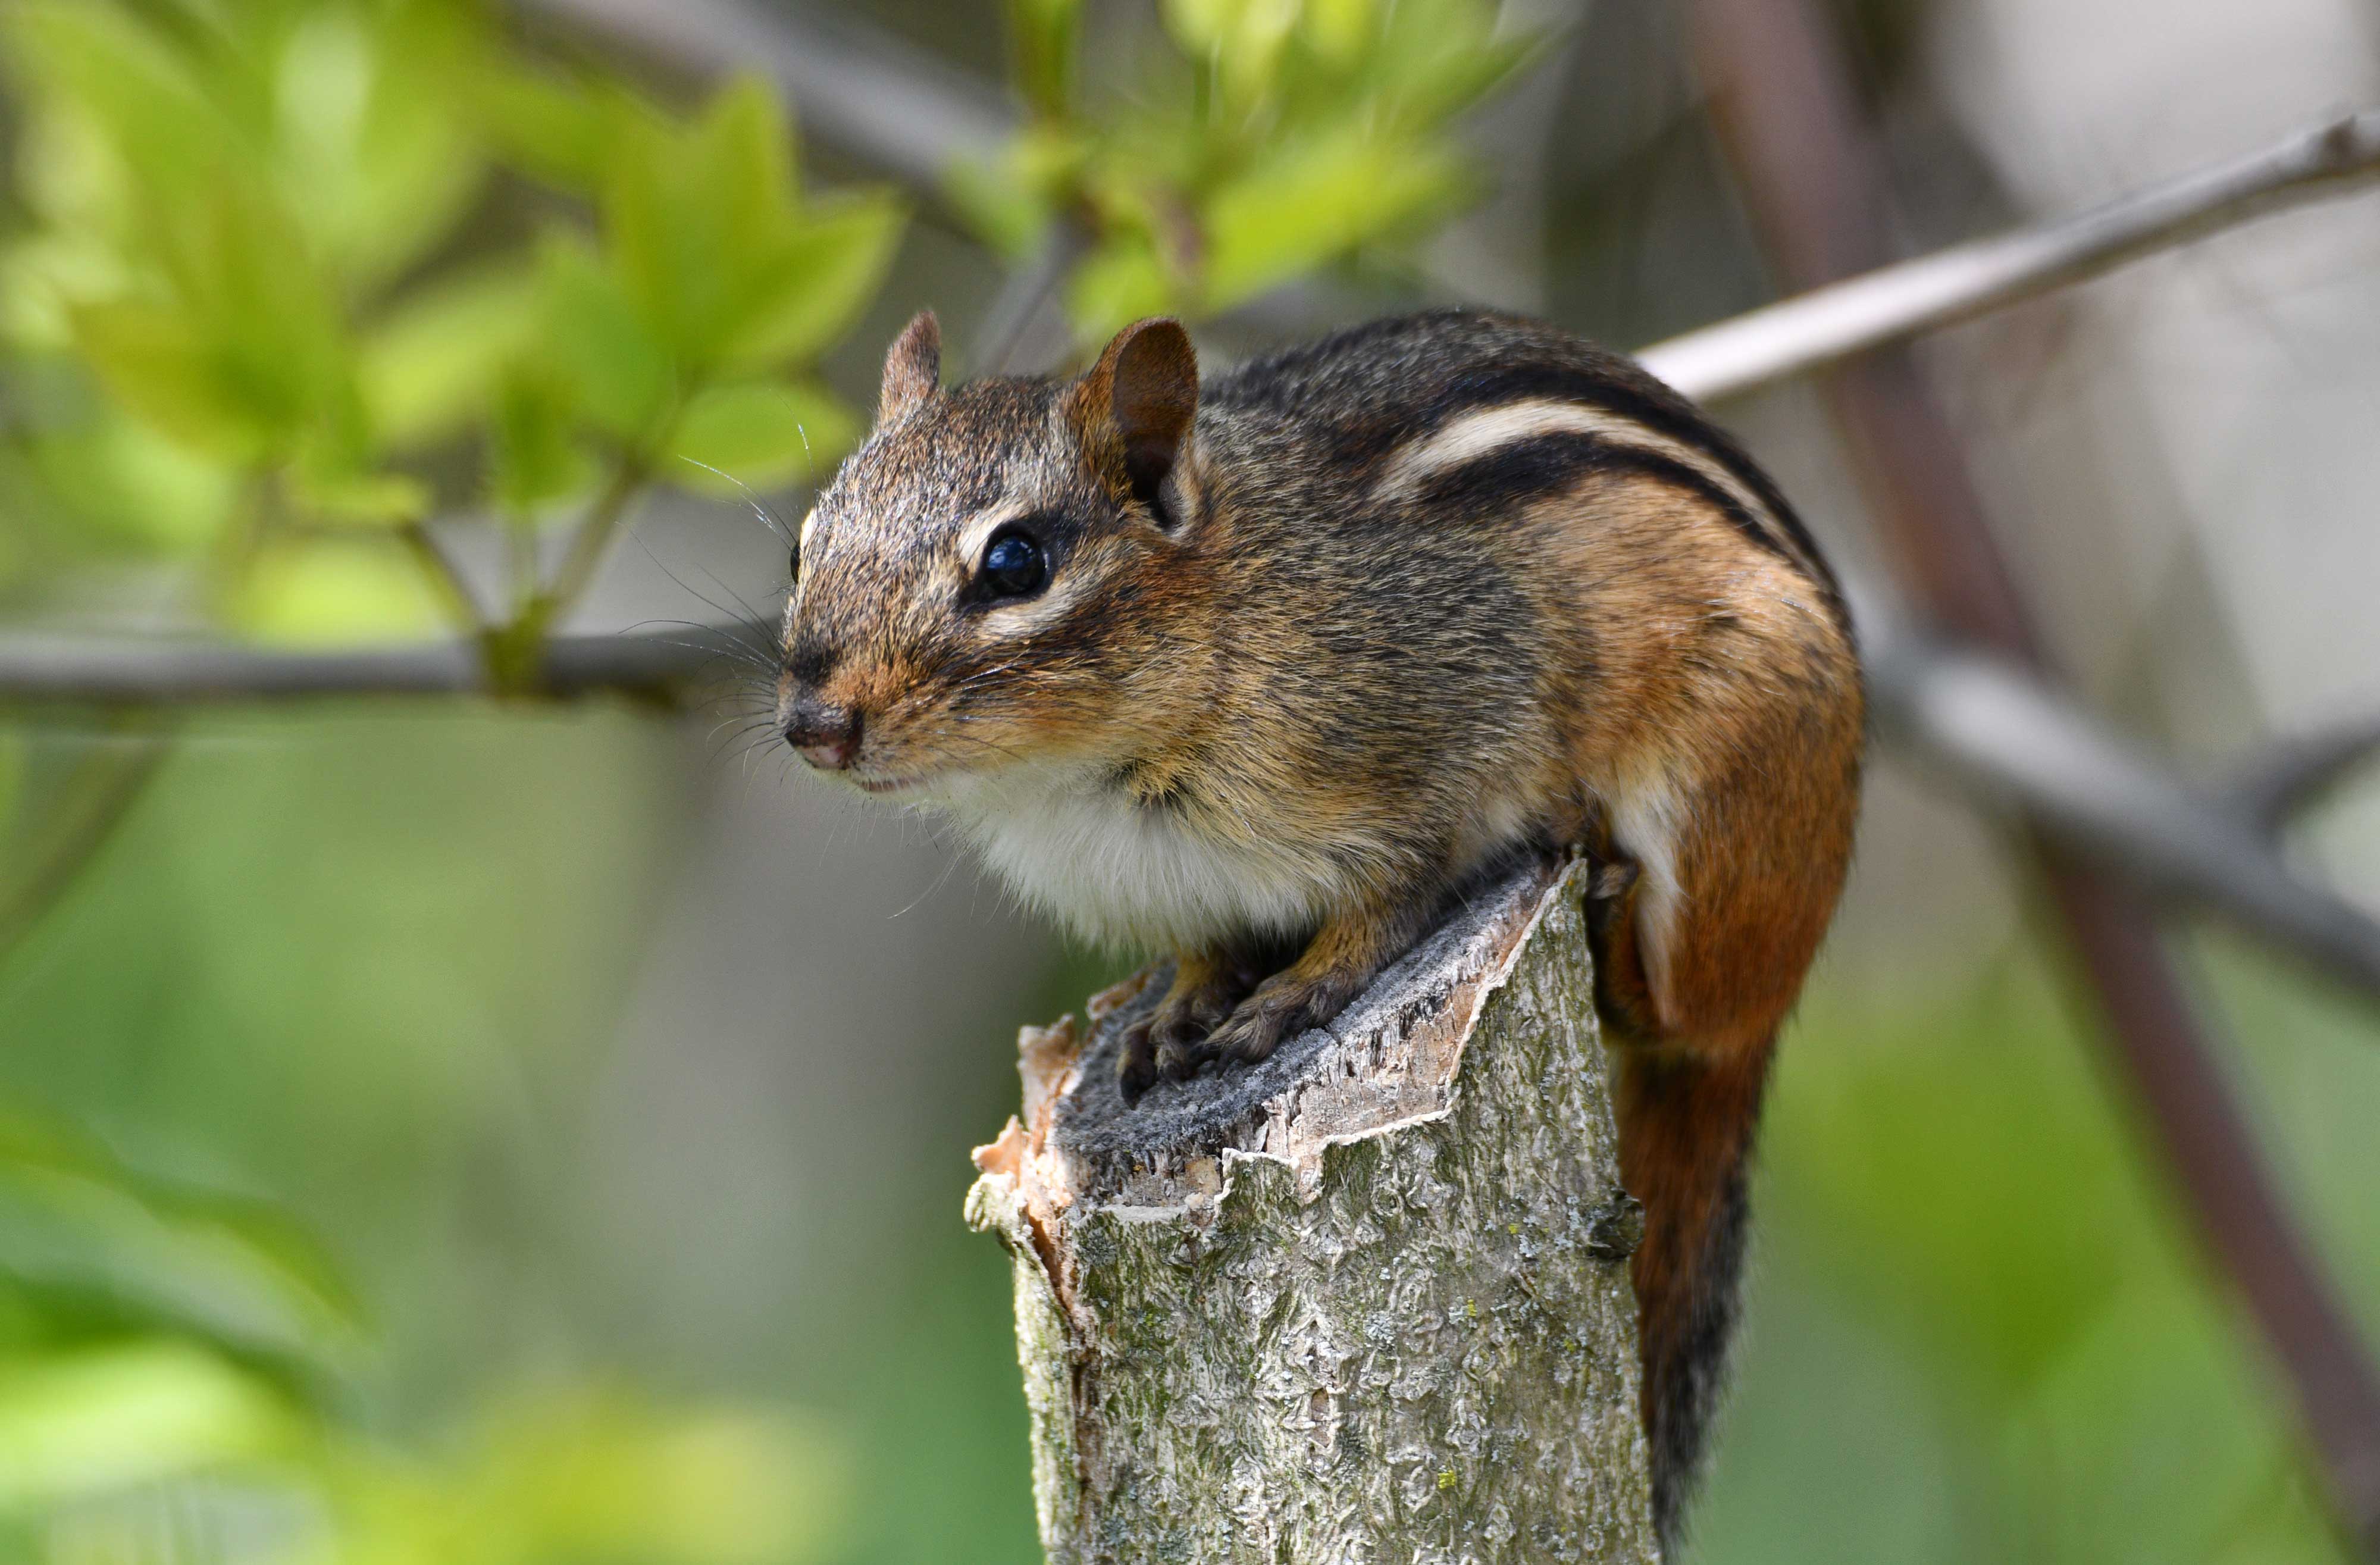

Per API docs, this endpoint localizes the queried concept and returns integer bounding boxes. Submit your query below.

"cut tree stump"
[966,855,1661,1564]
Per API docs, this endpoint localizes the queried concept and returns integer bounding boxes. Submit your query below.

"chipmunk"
[778,307,1864,1548]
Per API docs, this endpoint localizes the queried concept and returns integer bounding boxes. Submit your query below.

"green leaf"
[359,262,543,448]
[271,4,489,292]
[491,364,595,518]
[1067,236,1173,340]
[941,150,1060,260]
[0,231,130,350]
[533,235,673,445]
[0,1117,362,1385]
[159,181,349,407]
[70,179,355,462]
[0,1342,296,1512]
[472,62,618,192]
[1200,127,1462,309]
[67,300,273,461]
[22,410,238,554]
[721,192,907,373]
[668,381,856,496]
[604,77,801,366]
[1163,0,1299,105]
[1299,0,1383,63]
[1,3,242,221]
[600,77,904,375]
[228,538,443,644]
[1367,4,1536,130]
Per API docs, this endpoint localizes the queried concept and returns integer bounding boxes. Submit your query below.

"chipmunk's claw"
[1123,959,1253,1098]
[1116,1022,1159,1103]
[1202,971,1355,1068]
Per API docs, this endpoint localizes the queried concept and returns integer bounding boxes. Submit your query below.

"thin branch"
[1640,107,2380,403]
[1869,633,2380,999]
[1686,0,2380,1549]
[0,627,714,705]
[2229,715,2380,838]
[970,215,1095,377]
[400,521,487,638]
[533,455,647,631]
[0,722,175,968]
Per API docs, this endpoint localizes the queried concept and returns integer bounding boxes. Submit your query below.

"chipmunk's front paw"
[1119,958,1252,1101]
[1202,970,1358,1068]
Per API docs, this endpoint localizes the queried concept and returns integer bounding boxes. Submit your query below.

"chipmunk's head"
[778,310,1204,797]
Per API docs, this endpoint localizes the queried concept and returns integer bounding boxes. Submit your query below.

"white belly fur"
[931,765,1337,953]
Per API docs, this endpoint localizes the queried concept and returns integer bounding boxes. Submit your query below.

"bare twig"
[2229,715,2380,838]
[970,215,1095,377]
[0,628,715,706]
[400,521,488,638]
[0,721,175,968]
[1869,635,2380,996]
[1642,107,2380,403]
[1685,0,2380,1549]
[533,456,647,633]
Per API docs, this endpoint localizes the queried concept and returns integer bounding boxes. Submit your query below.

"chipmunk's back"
[1201,310,1840,614]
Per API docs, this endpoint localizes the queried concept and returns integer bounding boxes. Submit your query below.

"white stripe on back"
[1374,399,1816,578]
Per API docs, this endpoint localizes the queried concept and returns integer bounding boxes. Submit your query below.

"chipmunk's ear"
[878,309,941,427]
[1070,317,1197,512]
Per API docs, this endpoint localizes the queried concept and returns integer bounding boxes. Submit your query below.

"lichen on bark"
[967,856,1661,1564]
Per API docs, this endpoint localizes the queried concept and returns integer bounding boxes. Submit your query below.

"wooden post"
[967,857,1661,1564]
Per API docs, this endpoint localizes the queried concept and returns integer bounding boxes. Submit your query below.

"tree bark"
[966,856,1661,1564]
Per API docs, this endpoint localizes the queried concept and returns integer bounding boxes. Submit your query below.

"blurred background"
[1,0,2377,1561]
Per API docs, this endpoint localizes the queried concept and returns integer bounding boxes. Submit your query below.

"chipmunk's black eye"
[977,528,1048,601]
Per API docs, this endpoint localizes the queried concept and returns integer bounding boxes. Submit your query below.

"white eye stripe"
[956,503,1048,571]
[797,506,819,559]
[976,572,1092,637]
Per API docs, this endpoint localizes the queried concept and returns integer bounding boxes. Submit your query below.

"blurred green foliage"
[0,713,870,1564]
[1695,956,2371,1565]
[960,0,1535,336]
[0,0,901,666]
[0,1107,851,1563]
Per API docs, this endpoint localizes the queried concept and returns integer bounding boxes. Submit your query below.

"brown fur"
[780,310,1864,1551]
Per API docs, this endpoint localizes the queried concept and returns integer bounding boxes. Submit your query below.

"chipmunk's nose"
[782,699,863,771]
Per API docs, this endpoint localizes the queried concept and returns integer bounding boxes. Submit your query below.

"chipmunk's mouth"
[853,773,928,796]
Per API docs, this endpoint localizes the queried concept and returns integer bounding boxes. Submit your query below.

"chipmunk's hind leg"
[1198,898,1430,1071]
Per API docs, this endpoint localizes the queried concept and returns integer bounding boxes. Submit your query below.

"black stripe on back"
[1413,431,1848,618]
[1403,365,1832,589]
[1202,311,1846,628]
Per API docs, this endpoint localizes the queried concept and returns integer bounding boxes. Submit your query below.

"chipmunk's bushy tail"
[1613,1040,1775,1554]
